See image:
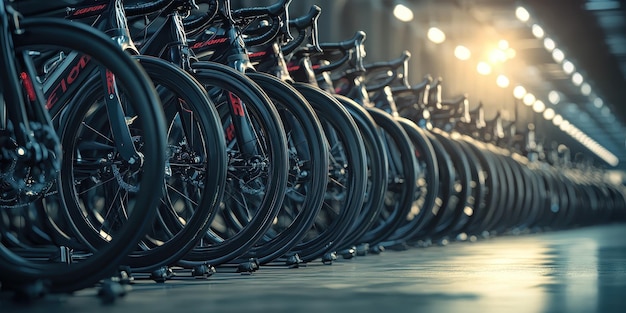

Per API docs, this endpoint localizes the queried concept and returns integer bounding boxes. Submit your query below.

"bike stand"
[284,254,303,268]
[191,263,216,279]
[321,252,337,265]
[150,266,173,283]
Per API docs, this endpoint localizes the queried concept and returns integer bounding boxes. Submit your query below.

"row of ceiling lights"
[514,6,618,166]
[391,2,618,166]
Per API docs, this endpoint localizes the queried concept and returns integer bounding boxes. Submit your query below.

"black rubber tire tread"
[1,18,165,293]
[290,84,367,262]
[240,72,328,264]
[182,61,288,266]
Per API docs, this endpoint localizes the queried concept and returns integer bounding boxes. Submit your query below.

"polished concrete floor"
[2,224,626,313]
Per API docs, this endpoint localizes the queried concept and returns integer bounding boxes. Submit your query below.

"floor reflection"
[1,224,625,313]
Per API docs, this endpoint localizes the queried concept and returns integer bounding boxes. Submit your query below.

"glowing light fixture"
[552,48,565,63]
[548,90,560,104]
[559,120,571,131]
[477,61,492,75]
[594,97,604,108]
[454,45,471,60]
[543,37,556,51]
[427,27,446,44]
[531,24,545,38]
[516,6,530,22]
[580,83,591,96]
[393,3,414,22]
[513,85,526,99]
[572,72,583,86]
[533,100,546,113]
[562,60,575,74]
[498,39,509,50]
[496,74,510,88]
[488,49,507,64]
[523,93,536,106]
[543,108,556,120]
[552,114,563,126]
[506,48,516,59]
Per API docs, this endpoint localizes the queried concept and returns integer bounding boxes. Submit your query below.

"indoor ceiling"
[425,0,626,169]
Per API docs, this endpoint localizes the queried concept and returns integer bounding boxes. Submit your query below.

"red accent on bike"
[248,51,267,59]
[71,4,107,17]
[287,65,300,72]
[190,37,228,50]
[46,55,91,109]
[228,92,245,117]
[106,70,116,96]
[20,72,37,102]
[225,123,236,142]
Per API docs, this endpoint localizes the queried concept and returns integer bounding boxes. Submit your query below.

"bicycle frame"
[135,0,261,156]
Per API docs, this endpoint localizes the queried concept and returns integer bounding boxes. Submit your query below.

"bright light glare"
[594,97,604,108]
[477,61,492,75]
[427,27,446,44]
[572,72,584,86]
[489,49,507,64]
[548,90,560,104]
[533,100,546,113]
[516,6,530,22]
[543,108,556,120]
[496,74,510,88]
[498,39,509,50]
[454,45,471,60]
[580,83,592,95]
[523,93,536,106]
[513,85,526,99]
[552,114,563,126]
[559,120,571,131]
[393,4,414,22]
[543,37,556,51]
[506,48,516,59]
[532,24,545,38]
[552,48,565,63]
[562,60,575,74]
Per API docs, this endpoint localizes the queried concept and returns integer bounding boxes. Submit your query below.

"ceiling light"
[488,49,507,63]
[427,27,446,44]
[543,37,556,51]
[562,60,575,74]
[552,48,565,63]
[477,61,492,75]
[496,74,510,88]
[523,93,536,106]
[533,100,546,113]
[516,6,530,22]
[548,90,560,104]
[543,108,556,120]
[454,45,471,60]
[531,24,545,38]
[513,85,526,99]
[572,72,584,86]
[594,97,604,108]
[498,40,509,50]
[552,114,563,126]
[393,3,414,22]
[580,83,592,96]
[559,120,571,131]
[505,48,516,59]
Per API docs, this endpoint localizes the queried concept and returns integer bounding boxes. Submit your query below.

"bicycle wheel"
[239,72,329,264]
[1,17,165,293]
[290,83,368,263]
[383,118,439,244]
[57,56,226,271]
[182,61,289,266]
[358,106,418,246]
